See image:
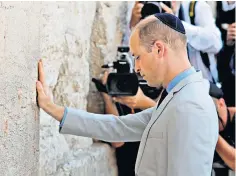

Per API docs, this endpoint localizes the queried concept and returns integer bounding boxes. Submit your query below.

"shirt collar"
[166,67,196,93]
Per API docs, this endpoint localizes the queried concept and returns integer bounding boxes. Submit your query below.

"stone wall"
[0,2,40,176]
[0,1,132,176]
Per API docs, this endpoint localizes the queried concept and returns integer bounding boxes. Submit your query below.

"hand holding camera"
[113,87,149,110]
[92,46,161,109]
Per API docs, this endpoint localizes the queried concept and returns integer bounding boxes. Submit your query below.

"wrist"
[44,102,65,122]
[102,93,113,102]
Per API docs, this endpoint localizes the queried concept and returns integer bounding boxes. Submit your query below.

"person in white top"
[129,1,223,82]
[161,1,222,82]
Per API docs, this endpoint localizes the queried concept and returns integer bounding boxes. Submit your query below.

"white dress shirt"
[181,1,222,82]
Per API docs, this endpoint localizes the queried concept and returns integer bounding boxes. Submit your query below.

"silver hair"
[137,18,187,52]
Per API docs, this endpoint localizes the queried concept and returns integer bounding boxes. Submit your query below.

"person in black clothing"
[216,1,235,107]
[100,71,159,176]
[209,82,235,175]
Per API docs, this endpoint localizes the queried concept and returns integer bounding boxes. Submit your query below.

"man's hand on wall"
[36,60,64,122]
[37,60,50,109]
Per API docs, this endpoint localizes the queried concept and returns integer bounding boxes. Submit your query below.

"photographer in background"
[130,1,169,30]
[91,46,160,176]
[208,82,235,175]
[104,4,164,174]
[216,1,235,107]
[130,1,144,30]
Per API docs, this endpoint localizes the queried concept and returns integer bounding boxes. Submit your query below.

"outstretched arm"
[36,60,154,142]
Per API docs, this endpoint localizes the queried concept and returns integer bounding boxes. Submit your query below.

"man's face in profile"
[129,29,165,88]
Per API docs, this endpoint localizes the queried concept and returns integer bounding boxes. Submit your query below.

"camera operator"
[130,1,171,30]
[100,71,156,176]
[160,1,222,83]
[208,82,235,175]
[216,1,235,107]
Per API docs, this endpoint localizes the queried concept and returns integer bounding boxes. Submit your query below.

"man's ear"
[152,40,165,58]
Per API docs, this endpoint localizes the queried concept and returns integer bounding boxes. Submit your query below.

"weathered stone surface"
[0,2,40,176]
[54,143,117,176]
[87,2,128,114]
[1,1,131,176]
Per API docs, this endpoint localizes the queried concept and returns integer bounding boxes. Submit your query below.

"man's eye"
[135,56,140,60]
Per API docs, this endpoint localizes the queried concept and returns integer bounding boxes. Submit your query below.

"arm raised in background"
[226,22,236,46]
[36,60,154,142]
[130,2,144,30]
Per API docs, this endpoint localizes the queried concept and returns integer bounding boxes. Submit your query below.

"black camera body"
[92,46,162,99]
[107,73,139,96]
[104,46,139,96]
[104,46,161,98]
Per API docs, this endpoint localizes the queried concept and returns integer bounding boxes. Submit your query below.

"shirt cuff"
[60,107,68,128]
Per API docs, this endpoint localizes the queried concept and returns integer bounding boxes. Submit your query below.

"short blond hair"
[136,17,187,52]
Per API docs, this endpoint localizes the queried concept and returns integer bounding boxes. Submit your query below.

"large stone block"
[0,1,130,175]
[0,2,40,176]
[39,1,128,176]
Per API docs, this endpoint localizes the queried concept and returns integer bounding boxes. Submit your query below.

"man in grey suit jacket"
[36,13,219,176]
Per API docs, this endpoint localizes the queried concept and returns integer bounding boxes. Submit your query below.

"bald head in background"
[129,14,191,88]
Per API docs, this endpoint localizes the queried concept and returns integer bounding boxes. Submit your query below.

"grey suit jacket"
[60,71,219,176]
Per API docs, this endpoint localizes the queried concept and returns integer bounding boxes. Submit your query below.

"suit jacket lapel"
[135,92,174,172]
[147,71,204,133]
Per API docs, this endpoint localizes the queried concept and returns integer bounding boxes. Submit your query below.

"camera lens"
[116,78,131,92]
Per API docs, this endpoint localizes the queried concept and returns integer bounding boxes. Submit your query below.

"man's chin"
[147,81,161,89]
[146,81,155,88]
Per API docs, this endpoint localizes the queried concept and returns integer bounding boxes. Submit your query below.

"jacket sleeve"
[60,107,154,142]
[182,1,222,53]
[167,100,219,176]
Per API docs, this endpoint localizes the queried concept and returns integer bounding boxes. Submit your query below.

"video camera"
[92,46,162,99]
[104,46,139,96]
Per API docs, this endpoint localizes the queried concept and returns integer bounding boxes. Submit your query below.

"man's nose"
[134,59,140,73]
